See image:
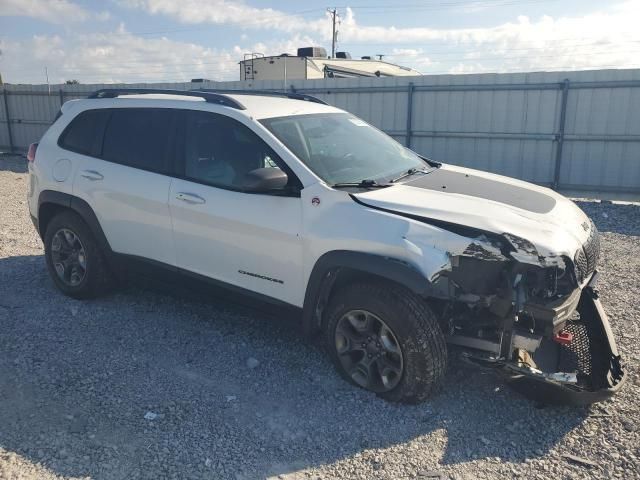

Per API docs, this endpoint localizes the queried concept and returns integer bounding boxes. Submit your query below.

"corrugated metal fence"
[2,68,640,194]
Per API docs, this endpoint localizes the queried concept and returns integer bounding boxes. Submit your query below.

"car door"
[168,110,304,306]
[71,107,176,266]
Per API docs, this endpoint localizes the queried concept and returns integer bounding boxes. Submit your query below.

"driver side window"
[182,111,286,189]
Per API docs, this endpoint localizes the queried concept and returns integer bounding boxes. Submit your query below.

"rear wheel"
[44,211,111,299]
[325,281,447,403]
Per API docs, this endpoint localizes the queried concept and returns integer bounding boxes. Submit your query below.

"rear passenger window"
[102,109,173,174]
[58,109,109,155]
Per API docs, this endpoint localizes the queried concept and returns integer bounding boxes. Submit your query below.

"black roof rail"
[87,88,246,110]
[192,89,329,106]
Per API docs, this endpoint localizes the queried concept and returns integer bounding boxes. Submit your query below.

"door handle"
[176,192,206,205]
[80,170,104,181]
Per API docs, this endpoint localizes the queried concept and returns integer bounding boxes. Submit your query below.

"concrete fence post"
[2,89,14,153]
[59,89,65,107]
[405,82,415,148]
[553,79,570,189]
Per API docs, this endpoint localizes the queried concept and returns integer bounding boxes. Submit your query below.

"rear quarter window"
[58,109,109,156]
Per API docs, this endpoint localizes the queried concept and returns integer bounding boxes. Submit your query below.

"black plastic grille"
[558,321,592,379]
[574,220,600,283]
[557,316,609,390]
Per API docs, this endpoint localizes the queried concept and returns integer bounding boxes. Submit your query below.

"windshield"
[260,113,429,185]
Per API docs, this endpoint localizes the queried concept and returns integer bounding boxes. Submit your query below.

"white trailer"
[240,48,421,81]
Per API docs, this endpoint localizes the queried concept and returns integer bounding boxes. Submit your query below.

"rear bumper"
[504,275,626,405]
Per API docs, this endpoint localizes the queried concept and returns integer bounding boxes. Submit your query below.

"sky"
[0,0,639,84]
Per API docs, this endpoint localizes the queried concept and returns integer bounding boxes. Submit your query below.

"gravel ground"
[1,153,639,480]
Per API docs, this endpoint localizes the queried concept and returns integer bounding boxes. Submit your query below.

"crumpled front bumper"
[504,274,626,405]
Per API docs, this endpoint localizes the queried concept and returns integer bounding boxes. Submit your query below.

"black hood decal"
[403,169,556,214]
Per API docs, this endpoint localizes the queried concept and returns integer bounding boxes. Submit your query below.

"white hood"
[354,164,591,259]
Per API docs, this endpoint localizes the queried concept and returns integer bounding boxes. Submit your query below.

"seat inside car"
[186,121,236,186]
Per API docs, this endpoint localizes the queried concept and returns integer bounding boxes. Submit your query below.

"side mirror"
[241,167,289,192]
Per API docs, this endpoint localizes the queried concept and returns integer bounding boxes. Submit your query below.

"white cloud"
[119,0,327,33]
[390,48,424,57]
[386,48,432,72]
[95,10,112,21]
[335,4,640,47]
[425,4,640,74]
[122,0,640,74]
[2,1,640,84]
[0,28,239,84]
[241,35,321,57]
[0,0,91,23]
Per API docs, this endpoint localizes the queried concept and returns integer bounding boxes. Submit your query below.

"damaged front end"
[439,221,626,405]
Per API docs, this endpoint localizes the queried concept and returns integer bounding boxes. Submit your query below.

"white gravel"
[1,153,639,480]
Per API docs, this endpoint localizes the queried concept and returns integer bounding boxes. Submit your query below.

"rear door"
[70,107,177,266]
[168,110,304,306]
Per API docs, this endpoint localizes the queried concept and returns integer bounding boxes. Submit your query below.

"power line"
[335,0,561,11]
[432,40,639,54]
[10,61,640,84]
[418,63,640,75]
[106,7,325,37]
[342,37,640,47]
[17,51,636,78]
[3,43,604,74]
[5,62,238,75]
[12,63,640,85]
[7,42,639,78]
[385,48,640,62]
[40,67,237,79]
[9,39,635,74]
[46,57,238,70]
[11,53,639,81]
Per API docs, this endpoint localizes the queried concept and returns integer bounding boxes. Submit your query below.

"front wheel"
[325,282,447,403]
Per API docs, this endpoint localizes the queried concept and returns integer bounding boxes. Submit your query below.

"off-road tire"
[325,281,447,403]
[44,210,112,299]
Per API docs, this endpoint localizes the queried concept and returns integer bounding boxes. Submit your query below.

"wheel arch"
[37,190,113,256]
[302,250,449,336]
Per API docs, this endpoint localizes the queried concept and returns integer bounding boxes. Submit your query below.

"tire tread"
[325,281,447,403]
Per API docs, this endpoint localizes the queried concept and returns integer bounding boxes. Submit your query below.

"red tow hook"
[553,331,574,345]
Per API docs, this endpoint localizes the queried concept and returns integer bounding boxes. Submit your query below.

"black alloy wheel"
[334,309,404,392]
[50,228,87,286]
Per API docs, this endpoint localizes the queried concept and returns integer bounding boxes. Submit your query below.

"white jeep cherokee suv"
[27,88,625,404]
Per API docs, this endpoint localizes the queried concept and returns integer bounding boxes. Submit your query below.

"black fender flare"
[37,190,113,256]
[301,250,448,335]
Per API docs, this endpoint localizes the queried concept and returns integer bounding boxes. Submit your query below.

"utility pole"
[327,8,338,58]
[44,65,50,94]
